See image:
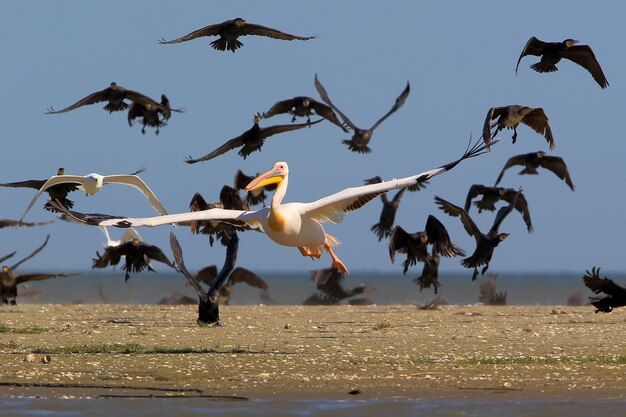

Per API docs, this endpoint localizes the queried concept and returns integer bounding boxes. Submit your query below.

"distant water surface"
[1,397,625,417]
[13,270,616,306]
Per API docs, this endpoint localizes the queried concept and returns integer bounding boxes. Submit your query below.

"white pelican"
[63,139,495,274]
[18,171,168,224]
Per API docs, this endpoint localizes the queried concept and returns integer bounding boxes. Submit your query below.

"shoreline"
[0,304,624,400]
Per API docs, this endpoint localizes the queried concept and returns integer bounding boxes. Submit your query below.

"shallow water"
[1,397,625,417]
[15,270,613,306]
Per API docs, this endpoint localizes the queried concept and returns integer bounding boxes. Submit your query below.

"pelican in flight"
[18,170,168,224]
[61,139,494,274]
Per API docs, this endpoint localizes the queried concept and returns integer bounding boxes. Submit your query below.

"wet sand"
[0,304,624,400]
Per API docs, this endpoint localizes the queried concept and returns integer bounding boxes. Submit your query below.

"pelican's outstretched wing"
[102,175,168,216]
[18,175,86,223]
[301,138,494,224]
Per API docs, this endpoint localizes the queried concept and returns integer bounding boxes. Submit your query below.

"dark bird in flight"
[412,253,441,294]
[262,97,347,132]
[195,265,271,305]
[389,215,465,275]
[233,169,277,206]
[483,105,554,149]
[583,267,626,313]
[0,168,79,212]
[495,151,574,191]
[46,82,165,114]
[0,235,80,305]
[464,185,533,232]
[435,195,516,281]
[303,268,374,305]
[128,94,184,135]
[185,115,322,163]
[188,185,251,246]
[516,37,609,89]
[159,17,316,52]
[364,175,428,241]
[0,219,52,229]
[479,274,507,305]
[315,74,410,153]
[92,238,176,281]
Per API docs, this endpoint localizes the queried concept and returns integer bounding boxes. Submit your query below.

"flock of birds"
[1,17,624,312]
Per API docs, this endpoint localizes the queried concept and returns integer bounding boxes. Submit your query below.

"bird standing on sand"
[435,195,516,281]
[515,37,609,89]
[59,138,495,275]
[315,74,410,153]
[583,267,626,313]
[0,235,80,305]
[483,105,554,149]
[303,267,374,305]
[159,17,316,52]
[494,151,574,191]
[185,115,322,162]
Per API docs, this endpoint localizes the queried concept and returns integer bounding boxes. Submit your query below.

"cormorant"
[495,151,574,191]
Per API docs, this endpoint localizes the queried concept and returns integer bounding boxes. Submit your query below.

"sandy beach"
[0,304,624,400]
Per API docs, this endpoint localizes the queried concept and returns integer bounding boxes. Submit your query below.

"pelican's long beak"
[245,167,284,191]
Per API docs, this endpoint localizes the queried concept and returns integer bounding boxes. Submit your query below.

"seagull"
[92,238,176,282]
[583,267,626,313]
[315,74,410,153]
[18,170,168,224]
[159,17,316,52]
[57,138,495,274]
[185,115,322,163]
[435,195,516,281]
[0,168,79,212]
[464,184,533,232]
[261,96,348,132]
[483,105,554,149]
[515,37,609,89]
[389,215,465,274]
[494,151,574,191]
[46,82,170,114]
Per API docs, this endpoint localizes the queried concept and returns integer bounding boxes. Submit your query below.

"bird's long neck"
[268,175,288,232]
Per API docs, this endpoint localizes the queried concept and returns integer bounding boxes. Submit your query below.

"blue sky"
[1,1,624,276]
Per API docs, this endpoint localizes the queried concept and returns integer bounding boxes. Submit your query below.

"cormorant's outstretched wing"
[159,21,226,44]
[502,189,533,233]
[539,156,575,190]
[583,267,625,296]
[425,214,465,257]
[488,197,517,235]
[195,265,218,286]
[520,108,555,150]
[0,179,46,190]
[388,225,411,264]
[560,45,609,89]
[434,197,482,243]
[515,36,549,73]
[314,74,358,131]
[370,82,410,131]
[494,154,526,186]
[0,219,52,229]
[185,137,245,164]
[16,272,81,285]
[464,184,489,212]
[46,87,114,114]
[0,252,16,264]
[228,267,269,291]
[241,23,316,41]
[143,244,176,269]
[9,235,50,271]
